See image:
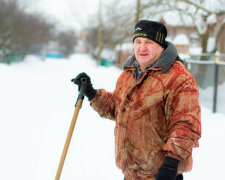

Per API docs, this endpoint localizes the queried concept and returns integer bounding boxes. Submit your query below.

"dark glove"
[156,156,180,180]
[71,72,97,101]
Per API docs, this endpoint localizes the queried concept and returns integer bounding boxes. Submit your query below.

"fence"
[183,59,225,114]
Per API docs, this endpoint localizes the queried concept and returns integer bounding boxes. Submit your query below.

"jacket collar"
[123,41,178,73]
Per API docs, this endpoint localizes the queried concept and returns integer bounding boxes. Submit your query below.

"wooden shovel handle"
[55,98,83,180]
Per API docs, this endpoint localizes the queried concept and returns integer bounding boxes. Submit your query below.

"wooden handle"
[55,98,83,180]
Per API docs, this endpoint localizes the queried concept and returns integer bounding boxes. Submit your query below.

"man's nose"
[140,43,147,50]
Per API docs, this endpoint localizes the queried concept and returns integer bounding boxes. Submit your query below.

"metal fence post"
[213,62,219,113]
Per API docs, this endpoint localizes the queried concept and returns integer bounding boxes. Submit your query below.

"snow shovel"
[55,77,87,180]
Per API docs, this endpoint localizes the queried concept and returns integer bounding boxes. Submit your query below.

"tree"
[97,0,103,64]
[54,30,77,57]
[136,0,141,23]
[0,0,54,63]
[138,0,225,87]
[140,0,225,55]
[84,0,136,60]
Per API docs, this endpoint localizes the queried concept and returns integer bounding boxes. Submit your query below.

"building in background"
[76,30,88,53]
[115,43,133,69]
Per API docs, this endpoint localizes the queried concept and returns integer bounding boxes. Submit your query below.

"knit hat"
[133,20,167,47]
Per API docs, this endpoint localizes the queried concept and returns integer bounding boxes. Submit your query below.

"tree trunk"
[97,0,102,65]
[135,0,141,23]
[197,26,210,88]
[219,28,225,54]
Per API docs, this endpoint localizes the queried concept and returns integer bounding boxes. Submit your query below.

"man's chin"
[138,57,150,63]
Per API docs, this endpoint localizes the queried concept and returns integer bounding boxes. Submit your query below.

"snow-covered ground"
[0,54,224,180]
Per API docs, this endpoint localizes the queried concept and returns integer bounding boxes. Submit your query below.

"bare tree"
[82,0,224,58]
[84,0,136,59]
[0,0,55,63]
[136,0,141,23]
[54,30,77,57]
[140,0,225,55]
[97,0,102,64]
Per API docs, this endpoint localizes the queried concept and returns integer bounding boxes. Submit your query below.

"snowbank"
[0,54,224,180]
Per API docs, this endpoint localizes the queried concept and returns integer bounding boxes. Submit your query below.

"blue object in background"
[45,52,63,59]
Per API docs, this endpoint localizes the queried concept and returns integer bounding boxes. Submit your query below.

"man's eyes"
[134,40,153,44]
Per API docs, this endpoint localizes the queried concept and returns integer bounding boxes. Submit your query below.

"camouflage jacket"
[90,42,201,180]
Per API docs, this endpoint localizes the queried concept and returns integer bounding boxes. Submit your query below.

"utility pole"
[136,0,141,23]
[97,0,102,65]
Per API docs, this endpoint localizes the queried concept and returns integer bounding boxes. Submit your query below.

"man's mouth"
[140,53,148,56]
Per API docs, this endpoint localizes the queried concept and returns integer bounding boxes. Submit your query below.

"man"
[72,20,201,180]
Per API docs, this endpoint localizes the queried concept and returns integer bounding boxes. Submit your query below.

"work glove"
[71,72,97,101]
[156,156,180,180]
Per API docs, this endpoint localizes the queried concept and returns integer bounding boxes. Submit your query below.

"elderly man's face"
[134,37,164,71]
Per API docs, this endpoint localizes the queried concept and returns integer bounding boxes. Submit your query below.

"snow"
[101,49,115,59]
[115,43,133,52]
[173,34,189,45]
[207,37,216,52]
[0,53,225,180]
[121,42,133,51]
[189,46,202,55]
[162,11,193,26]
[207,14,217,24]
[195,16,208,35]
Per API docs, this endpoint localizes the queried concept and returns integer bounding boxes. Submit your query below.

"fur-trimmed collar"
[123,41,179,73]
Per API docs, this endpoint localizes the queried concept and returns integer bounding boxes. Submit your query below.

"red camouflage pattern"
[90,61,201,180]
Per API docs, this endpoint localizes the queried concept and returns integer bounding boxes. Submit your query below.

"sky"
[18,0,225,32]
[0,53,225,179]
[19,0,100,31]
[20,0,117,31]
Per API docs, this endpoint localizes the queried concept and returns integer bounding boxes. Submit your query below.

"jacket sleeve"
[163,73,201,161]
[90,89,116,120]
[90,71,127,121]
